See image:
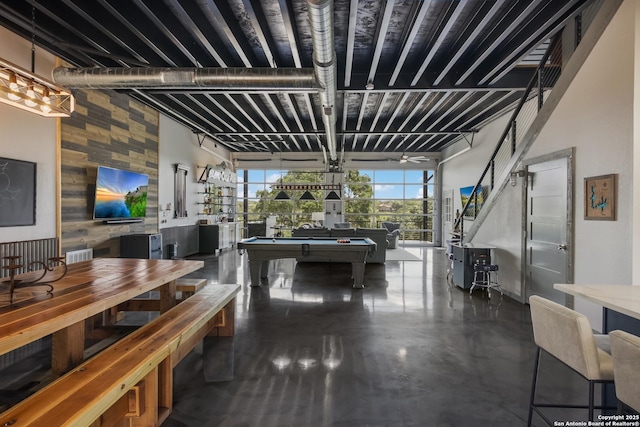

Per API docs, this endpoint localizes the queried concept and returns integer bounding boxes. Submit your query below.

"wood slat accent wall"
[60,89,159,257]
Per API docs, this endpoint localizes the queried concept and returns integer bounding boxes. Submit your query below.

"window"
[237,168,436,242]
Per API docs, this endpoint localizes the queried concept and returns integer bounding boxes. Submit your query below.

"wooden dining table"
[554,282,640,342]
[0,258,204,375]
[554,283,640,322]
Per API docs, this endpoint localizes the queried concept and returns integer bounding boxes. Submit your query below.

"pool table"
[237,236,377,288]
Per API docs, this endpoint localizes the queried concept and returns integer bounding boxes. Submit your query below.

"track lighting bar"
[0,58,74,117]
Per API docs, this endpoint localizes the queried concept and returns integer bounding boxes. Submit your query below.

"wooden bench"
[114,278,208,314]
[0,283,240,427]
[176,278,207,299]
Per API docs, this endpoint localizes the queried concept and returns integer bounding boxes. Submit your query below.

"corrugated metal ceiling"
[0,0,589,159]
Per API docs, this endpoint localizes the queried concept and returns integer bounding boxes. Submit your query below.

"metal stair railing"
[451,0,612,242]
[453,34,563,240]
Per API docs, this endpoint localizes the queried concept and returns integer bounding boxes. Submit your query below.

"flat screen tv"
[459,185,483,219]
[93,166,149,220]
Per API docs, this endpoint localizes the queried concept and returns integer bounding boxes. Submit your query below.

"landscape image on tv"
[94,166,149,219]
[460,185,484,219]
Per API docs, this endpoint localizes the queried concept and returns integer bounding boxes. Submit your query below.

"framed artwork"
[584,174,616,220]
[0,157,36,226]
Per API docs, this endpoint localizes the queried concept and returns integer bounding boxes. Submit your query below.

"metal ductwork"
[51,0,338,161]
[52,67,317,90]
[308,0,338,162]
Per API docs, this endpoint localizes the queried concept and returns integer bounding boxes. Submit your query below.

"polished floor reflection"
[163,245,595,427]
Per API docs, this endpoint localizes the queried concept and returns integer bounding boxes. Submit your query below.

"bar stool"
[528,296,616,426]
[610,330,640,414]
[470,259,502,296]
[445,239,457,287]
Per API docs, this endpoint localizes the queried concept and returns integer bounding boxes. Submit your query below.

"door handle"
[557,244,567,251]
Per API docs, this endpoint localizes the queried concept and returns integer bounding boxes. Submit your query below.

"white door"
[443,190,454,239]
[525,157,572,304]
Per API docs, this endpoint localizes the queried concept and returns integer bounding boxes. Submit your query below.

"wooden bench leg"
[93,366,163,427]
[211,299,235,337]
[127,381,145,418]
[176,278,207,301]
[52,320,85,376]
[157,357,173,425]
[130,367,159,427]
[159,279,177,314]
[103,306,124,326]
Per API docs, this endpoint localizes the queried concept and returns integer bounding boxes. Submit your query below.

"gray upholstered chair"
[381,222,400,249]
[610,330,640,414]
[528,295,615,426]
[354,228,388,263]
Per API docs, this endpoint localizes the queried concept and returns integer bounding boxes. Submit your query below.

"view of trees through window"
[237,169,436,243]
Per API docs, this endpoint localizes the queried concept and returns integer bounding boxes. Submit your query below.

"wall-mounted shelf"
[196,163,237,220]
[198,183,235,218]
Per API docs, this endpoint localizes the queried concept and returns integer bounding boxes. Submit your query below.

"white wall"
[440,112,525,297]
[0,24,234,242]
[158,114,231,229]
[472,177,525,298]
[633,0,640,284]
[440,113,512,226]
[526,0,634,328]
[442,0,635,330]
[0,26,58,241]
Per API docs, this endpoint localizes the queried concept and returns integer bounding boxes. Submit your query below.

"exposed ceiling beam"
[480,0,584,85]
[454,0,544,85]
[241,0,277,67]
[59,0,149,65]
[277,0,302,68]
[432,0,503,85]
[389,0,432,86]
[343,0,358,87]
[97,0,176,66]
[368,0,395,84]
[133,0,200,66]
[215,130,476,137]
[411,0,466,86]
[164,0,227,66]
[196,0,254,68]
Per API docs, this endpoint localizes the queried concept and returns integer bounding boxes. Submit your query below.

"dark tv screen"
[93,166,149,220]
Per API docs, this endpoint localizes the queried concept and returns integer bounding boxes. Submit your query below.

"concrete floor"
[162,245,599,427]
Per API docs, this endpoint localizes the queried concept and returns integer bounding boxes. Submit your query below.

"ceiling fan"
[395,135,429,163]
[399,153,430,164]
[351,153,431,164]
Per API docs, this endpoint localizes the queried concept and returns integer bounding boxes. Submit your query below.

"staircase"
[453,0,622,243]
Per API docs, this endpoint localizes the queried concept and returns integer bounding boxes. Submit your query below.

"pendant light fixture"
[325,190,341,200]
[324,172,341,200]
[275,189,290,200]
[300,190,315,200]
[274,157,289,200]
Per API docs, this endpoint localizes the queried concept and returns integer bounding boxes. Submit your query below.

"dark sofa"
[292,226,388,263]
